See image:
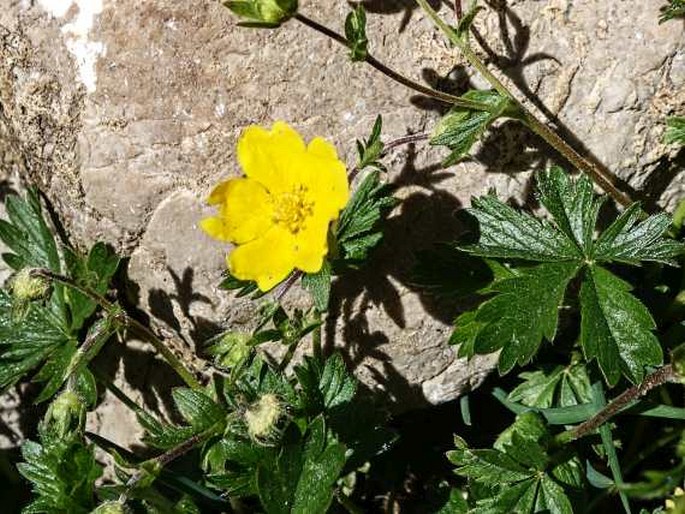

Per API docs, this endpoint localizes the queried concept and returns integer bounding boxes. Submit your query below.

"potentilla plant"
[1,1,685,513]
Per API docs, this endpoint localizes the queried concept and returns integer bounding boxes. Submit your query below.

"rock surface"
[0,0,683,446]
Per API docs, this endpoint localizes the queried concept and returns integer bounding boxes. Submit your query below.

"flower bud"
[224,0,298,27]
[208,331,252,369]
[10,268,49,302]
[244,393,283,442]
[44,390,85,437]
[91,501,130,514]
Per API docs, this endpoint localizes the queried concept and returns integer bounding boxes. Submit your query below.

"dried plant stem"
[414,0,634,207]
[30,268,203,390]
[556,365,680,444]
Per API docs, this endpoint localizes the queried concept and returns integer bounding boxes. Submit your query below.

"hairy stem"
[120,431,209,501]
[557,365,680,444]
[414,0,634,207]
[294,13,491,111]
[30,268,203,390]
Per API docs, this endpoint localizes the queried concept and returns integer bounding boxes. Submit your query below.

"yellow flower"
[201,122,349,291]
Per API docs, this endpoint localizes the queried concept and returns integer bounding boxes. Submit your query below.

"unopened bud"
[209,332,251,369]
[44,390,85,436]
[224,0,298,27]
[91,501,129,514]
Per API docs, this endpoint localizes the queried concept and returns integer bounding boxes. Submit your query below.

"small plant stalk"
[30,268,203,390]
[294,13,492,111]
[414,0,634,208]
[557,365,679,444]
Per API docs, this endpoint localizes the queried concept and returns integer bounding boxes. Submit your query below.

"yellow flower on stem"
[201,122,349,291]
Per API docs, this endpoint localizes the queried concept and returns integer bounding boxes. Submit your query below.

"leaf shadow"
[324,144,470,410]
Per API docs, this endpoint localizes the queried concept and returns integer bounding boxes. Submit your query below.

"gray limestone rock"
[0,0,682,447]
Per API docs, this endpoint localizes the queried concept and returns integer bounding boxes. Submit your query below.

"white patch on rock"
[35,0,106,93]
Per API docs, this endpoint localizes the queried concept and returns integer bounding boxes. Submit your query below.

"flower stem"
[120,430,210,501]
[294,13,491,111]
[414,0,634,207]
[30,268,203,390]
[556,365,679,444]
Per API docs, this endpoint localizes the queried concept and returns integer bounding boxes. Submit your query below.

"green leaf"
[665,116,685,144]
[430,90,513,165]
[64,242,119,331]
[257,417,346,514]
[0,290,73,392]
[455,1,484,40]
[580,266,663,385]
[355,115,385,172]
[660,0,685,22]
[301,261,331,312]
[454,262,578,373]
[464,194,580,261]
[460,169,678,382]
[172,388,225,431]
[593,204,682,266]
[334,170,396,269]
[18,431,102,513]
[295,353,356,414]
[344,5,368,62]
[508,362,592,409]
[448,413,576,514]
[0,189,60,273]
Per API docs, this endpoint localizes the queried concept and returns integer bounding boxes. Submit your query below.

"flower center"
[272,185,314,234]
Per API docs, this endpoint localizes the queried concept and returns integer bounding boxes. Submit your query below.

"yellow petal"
[229,226,296,291]
[237,121,306,194]
[292,215,330,273]
[307,137,339,161]
[207,180,232,206]
[204,178,274,244]
[200,216,233,242]
[301,151,350,219]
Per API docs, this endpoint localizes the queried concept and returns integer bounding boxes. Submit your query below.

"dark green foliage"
[665,116,685,145]
[660,0,685,22]
[454,168,683,384]
[430,90,514,165]
[355,115,385,172]
[0,290,74,394]
[302,260,331,311]
[508,362,592,409]
[448,413,581,514]
[63,242,119,331]
[345,5,368,62]
[334,170,397,269]
[256,417,346,514]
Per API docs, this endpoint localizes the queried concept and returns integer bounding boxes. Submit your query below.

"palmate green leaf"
[430,90,513,165]
[508,362,592,409]
[580,267,663,385]
[448,413,575,514]
[257,416,346,514]
[344,5,368,62]
[458,167,681,383]
[0,290,73,392]
[453,262,578,373]
[333,170,397,269]
[18,432,102,514]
